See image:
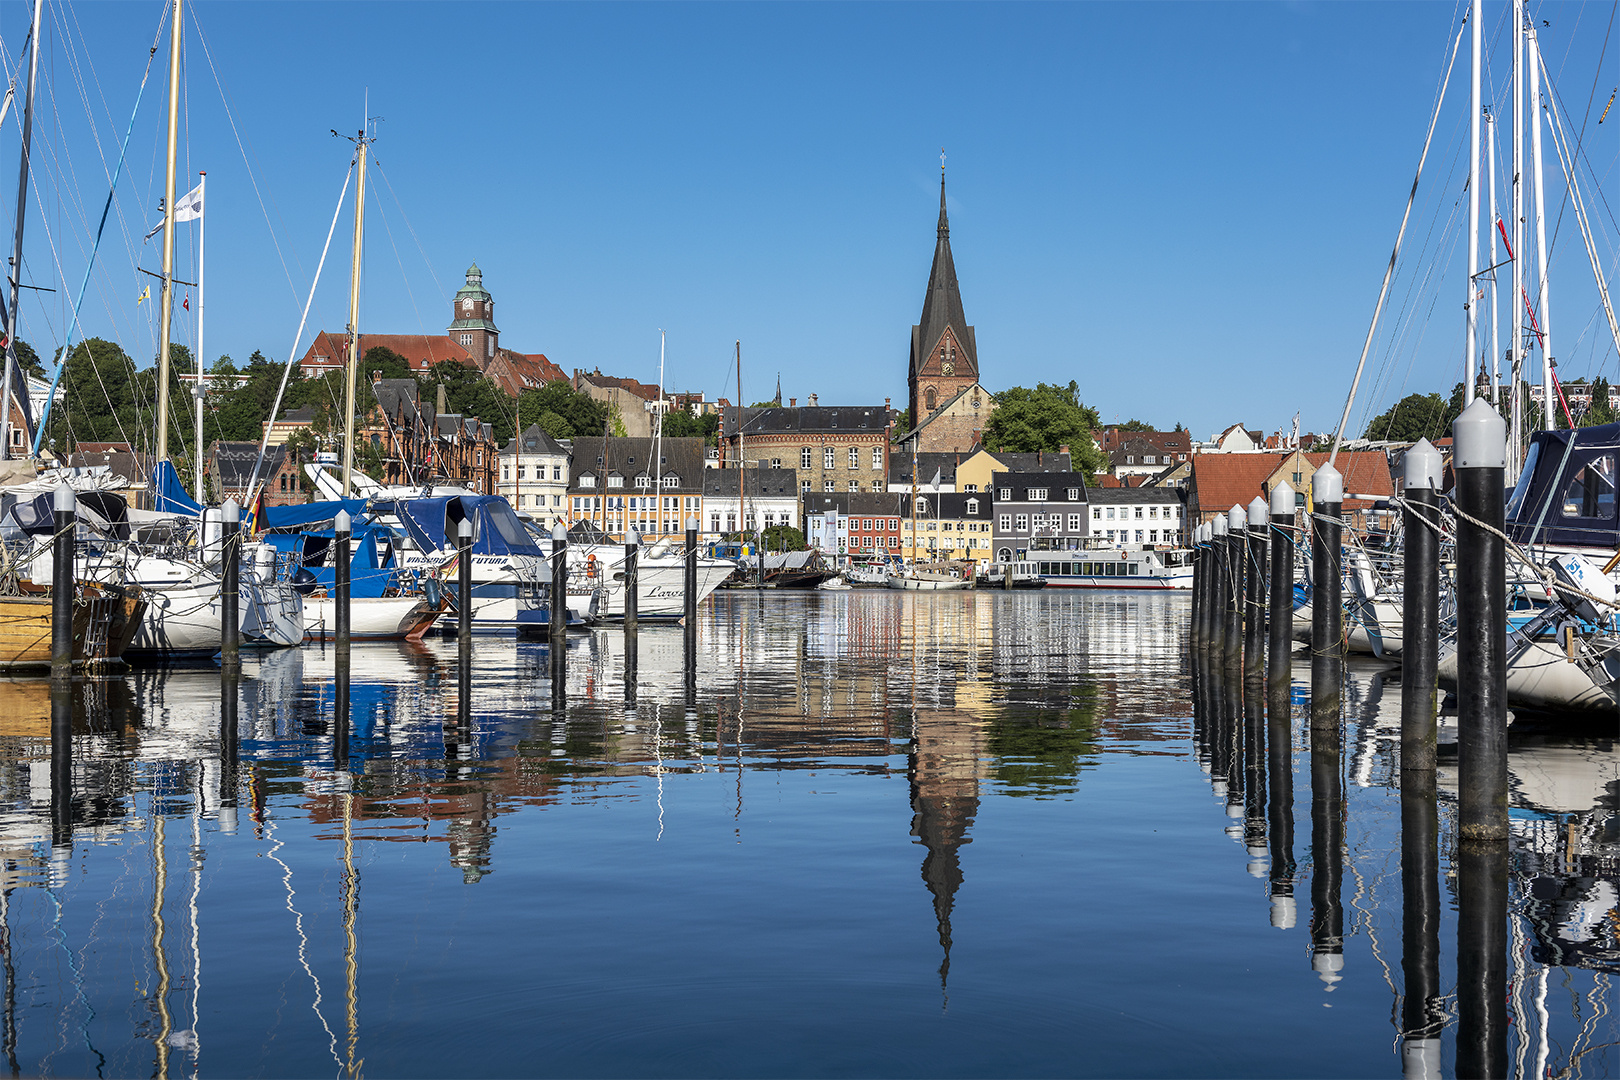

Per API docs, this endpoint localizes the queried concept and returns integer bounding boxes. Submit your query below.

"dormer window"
[966,498,979,514]
[607,475,624,488]
[1028,488,1048,501]
[1068,488,1080,500]
[662,475,679,488]
[635,475,652,489]
[999,488,1011,500]
[580,475,597,489]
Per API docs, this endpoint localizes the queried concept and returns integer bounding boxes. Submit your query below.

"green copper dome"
[453,262,491,303]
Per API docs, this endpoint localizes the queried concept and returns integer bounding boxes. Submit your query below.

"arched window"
[998,548,1012,562]
[925,387,937,411]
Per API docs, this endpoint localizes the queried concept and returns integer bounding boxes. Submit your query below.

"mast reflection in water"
[0,591,1612,1076]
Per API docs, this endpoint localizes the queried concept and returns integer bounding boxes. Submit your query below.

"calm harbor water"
[2,590,1615,1077]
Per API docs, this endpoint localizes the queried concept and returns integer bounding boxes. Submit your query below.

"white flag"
[144,180,204,240]
[929,467,942,492]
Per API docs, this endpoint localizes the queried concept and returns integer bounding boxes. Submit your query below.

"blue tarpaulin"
[150,460,202,515]
[394,496,545,557]
[260,499,368,531]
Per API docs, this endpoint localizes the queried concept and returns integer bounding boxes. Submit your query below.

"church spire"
[938,171,949,239]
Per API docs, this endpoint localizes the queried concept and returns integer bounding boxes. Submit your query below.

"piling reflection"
[1399,770,1442,1078]
[1309,709,1344,989]
[1266,685,1297,929]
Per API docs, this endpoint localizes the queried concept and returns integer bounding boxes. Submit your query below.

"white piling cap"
[1313,462,1343,505]
[52,483,75,513]
[1247,496,1267,527]
[627,526,640,545]
[1404,437,1443,491]
[686,517,698,530]
[458,517,474,539]
[1227,504,1246,532]
[1270,479,1294,516]
[1196,523,1208,544]
[1313,951,1345,983]
[1270,895,1297,929]
[222,498,240,524]
[551,521,567,542]
[1213,514,1228,536]
[1453,396,1507,469]
[334,509,351,534]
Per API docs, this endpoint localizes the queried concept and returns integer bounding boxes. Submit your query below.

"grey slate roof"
[371,380,425,426]
[722,404,895,436]
[801,491,910,518]
[1087,487,1187,506]
[568,436,706,492]
[702,467,799,499]
[905,492,993,519]
[502,424,569,457]
[990,470,1089,502]
[211,441,286,489]
[911,178,977,377]
[887,452,962,486]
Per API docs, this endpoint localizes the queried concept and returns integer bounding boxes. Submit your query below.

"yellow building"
[899,492,996,565]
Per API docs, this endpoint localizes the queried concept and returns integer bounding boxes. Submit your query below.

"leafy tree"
[518,380,607,439]
[607,401,627,438]
[661,409,719,445]
[761,524,805,551]
[536,410,573,440]
[361,346,416,382]
[10,338,44,379]
[1581,377,1616,426]
[891,407,911,436]
[1361,391,1457,442]
[1116,419,1154,432]
[422,359,517,444]
[981,381,1108,477]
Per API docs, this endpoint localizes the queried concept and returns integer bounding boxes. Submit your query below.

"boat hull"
[303,596,440,641]
[887,574,972,591]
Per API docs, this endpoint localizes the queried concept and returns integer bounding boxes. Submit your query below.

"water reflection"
[0,592,1612,1075]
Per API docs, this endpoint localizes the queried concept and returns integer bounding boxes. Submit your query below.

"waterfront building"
[206,440,306,506]
[718,398,896,494]
[1087,487,1187,547]
[902,175,994,454]
[566,435,706,541]
[888,447,1074,495]
[899,491,995,564]
[803,491,906,561]
[1103,430,1192,480]
[702,466,801,539]
[498,424,570,521]
[989,470,1090,562]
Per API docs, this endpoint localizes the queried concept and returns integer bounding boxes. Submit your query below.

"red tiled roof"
[1190,453,1290,515]
[300,332,473,373]
[577,369,660,401]
[1304,451,1394,505]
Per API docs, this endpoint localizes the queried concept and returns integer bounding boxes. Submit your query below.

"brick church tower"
[909,175,979,425]
[448,263,499,364]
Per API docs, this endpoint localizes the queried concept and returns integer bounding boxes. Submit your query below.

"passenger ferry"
[1030,547,1193,590]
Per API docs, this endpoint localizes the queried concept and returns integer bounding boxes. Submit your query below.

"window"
[999,488,1011,500]
[848,447,860,469]
[581,475,596,488]
[1029,488,1048,501]
[553,495,562,507]
[1093,507,1102,519]
[771,458,781,469]
[1068,514,1083,531]
[1292,472,1302,484]
[711,515,721,532]
[1149,529,1158,542]
[825,481,837,492]
[607,475,624,489]
[1136,530,1144,543]
[964,483,978,493]
[1145,455,1156,465]
[1015,514,1029,531]
[635,475,651,489]
[889,519,899,531]
[998,514,1012,531]
[553,466,563,480]
[663,476,679,488]
[966,498,979,514]
[518,495,527,507]
[1148,506,1158,518]
[1106,507,1115,519]
[1134,507,1143,519]
[1560,453,1617,518]
[1107,530,1116,541]
[848,481,859,492]
[503,466,510,481]
[1068,488,1080,501]
[824,447,836,469]
[801,480,811,493]
[1126,456,1135,464]
[872,447,883,469]
[517,466,527,480]
[801,447,812,468]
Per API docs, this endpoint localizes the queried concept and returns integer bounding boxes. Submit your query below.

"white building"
[1087,487,1187,547]
[701,466,800,540]
[498,424,570,521]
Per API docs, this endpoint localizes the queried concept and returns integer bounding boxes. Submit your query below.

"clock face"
[462,297,474,312]
[941,360,955,377]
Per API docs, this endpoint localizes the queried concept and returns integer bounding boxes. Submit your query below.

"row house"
[498,424,570,521]
[886,447,1073,495]
[719,398,895,494]
[990,471,1090,563]
[803,492,908,559]
[1087,487,1188,547]
[899,492,995,562]
[434,414,499,495]
[361,378,497,493]
[1108,433,1191,480]
[566,436,706,541]
[702,467,800,538]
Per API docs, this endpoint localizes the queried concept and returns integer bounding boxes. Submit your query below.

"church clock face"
[462,297,474,313]
[941,360,955,377]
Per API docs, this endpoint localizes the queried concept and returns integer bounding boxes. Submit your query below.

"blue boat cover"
[1506,422,1620,548]
[394,495,545,557]
[150,460,202,515]
[260,498,368,531]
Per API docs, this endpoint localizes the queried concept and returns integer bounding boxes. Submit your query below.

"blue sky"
[7,0,1618,442]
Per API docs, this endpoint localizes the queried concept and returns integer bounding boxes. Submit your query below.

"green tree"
[422,359,517,444]
[1581,377,1616,426]
[1116,419,1154,432]
[661,409,719,445]
[1361,391,1457,442]
[10,338,44,379]
[606,401,627,438]
[518,380,607,439]
[891,407,912,436]
[981,382,1108,476]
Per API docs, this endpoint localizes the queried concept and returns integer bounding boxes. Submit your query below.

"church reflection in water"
[0,589,1614,1075]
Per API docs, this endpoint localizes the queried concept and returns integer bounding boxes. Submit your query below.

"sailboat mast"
[194,171,206,506]
[736,340,745,550]
[0,0,43,462]
[1511,0,1525,464]
[1486,114,1500,403]
[340,121,370,499]
[1464,0,1481,405]
[1529,21,1555,428]
[654,329,664,534]
[154,0,182,464]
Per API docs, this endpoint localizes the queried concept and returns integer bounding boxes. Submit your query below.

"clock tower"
[908,175,979,427]
[447,262,499,366]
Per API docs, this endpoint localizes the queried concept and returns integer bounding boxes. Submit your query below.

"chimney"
[1059,444,1070,455]
[372,369,383,385]
[789,397,796,408]
[1037,450,1043,466]
[808,394,818,407]
[436,383,447,416]
[885,397,891,410]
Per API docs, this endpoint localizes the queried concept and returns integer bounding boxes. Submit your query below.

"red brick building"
[905,175,986,453]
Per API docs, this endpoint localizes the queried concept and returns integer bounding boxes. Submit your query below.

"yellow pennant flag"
[136,285,150,305]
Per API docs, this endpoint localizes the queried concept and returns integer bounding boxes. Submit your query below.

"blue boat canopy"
[150,460,202,516]
[260,498,369,532]
[1506,422,1620,548]
[394,495,544,557]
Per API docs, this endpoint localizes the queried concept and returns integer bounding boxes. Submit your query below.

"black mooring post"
[684,518,698,628]
[1401,439,1443,775]
[220,499,240,673]
[550,521,568,650]
[1456,839,1508,1079]
[1190,528,1204,647]
[51,484,75,680]
[624,527,639,634]
[1224,506,1245,669]
[1268,482,1295,701]
[1245,497,1268,683]
[1309,713,1345,991]
[1400,768,1443,1080]
[1212,515,1230,653]
[457,518,473,664]
[1310,464,1343,726]
[1265,685,1296,930]
[1201,522,1218,646]
[1453,400,1508,842]
[334,509,352,663]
